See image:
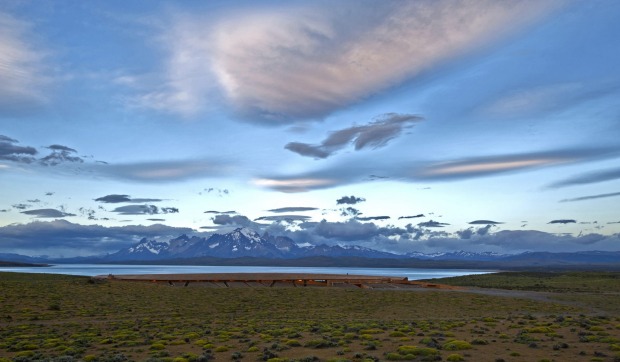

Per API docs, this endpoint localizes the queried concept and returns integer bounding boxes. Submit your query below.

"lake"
[0,264,495,280]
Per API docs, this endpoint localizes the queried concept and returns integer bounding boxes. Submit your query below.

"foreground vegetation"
[0,272,619,362]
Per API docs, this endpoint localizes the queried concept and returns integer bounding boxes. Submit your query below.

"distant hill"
[0,260,49,267]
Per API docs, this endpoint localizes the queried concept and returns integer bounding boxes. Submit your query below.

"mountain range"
[1,227,619,269]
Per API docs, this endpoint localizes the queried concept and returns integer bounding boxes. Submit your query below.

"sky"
[1,0,619,258]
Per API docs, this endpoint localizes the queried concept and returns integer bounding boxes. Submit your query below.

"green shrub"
[527,327,554,334]
[386,345,440,360]
[443,340,473,351]
[214,346,229,352]
[446,354,465,362]
[305,339,337,348]
[286,339,301,347]
[150,343,166,350]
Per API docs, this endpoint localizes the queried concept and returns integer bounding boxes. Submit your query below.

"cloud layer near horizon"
[1,219,618,258]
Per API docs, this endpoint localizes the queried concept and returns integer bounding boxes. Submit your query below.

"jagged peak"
[230,227,262,243]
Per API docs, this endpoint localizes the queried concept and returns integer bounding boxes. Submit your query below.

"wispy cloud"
[399,214,425,220]
[255,215,312,222]
[144,1,556,121]
[21,208,75,218]
[39,145,84,166]
[267,207,318,213]
[549,167,620,188]
[94,159,233,183]
[548,219,576,224]
[204,210,236,214]
[0,135,37,163]
[560,191,620,203]
[418,220,450,228]
[111,205,179,216]
[285,113,422,159]
[94,194,164,203]
[356,216,390,221]
[0,12,49,115]
[253,177,338,193]
[469,220,504,225]
[415,148,619,180]
[258,147,620,192]
[480,82,620,118]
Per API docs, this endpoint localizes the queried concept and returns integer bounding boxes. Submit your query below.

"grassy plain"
[0,271,619,362]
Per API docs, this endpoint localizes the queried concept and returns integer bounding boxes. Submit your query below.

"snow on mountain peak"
[232,227,262,243]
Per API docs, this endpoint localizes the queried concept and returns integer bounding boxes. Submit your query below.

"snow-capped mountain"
[183,228,287,258]
[2,228,619,267]
[93,228,620,265]
[108,227,409,261]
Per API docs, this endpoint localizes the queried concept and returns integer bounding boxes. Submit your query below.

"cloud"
[255,215,312,222]
[0,220,194,257]
[356,216,390,221]
[480,81,620,119]
[94,194,164,203]
[0,135,37,163]
[253,177,339,193]
[94,159,232,183]
[314,219,380,241]
[20,208,75,218]
[418,220,450,228]
[95,194,132,203]
[267,207,318,213]
[258,146,620,193]
[147,218,166,222]
[336,195,366,205]
[186,1,556,122]
[111,205,179,215]
[398,214,425,220]
[39,144,84,166]
[415,148,620,181]
[0,12,48,116]
[204,210,236,214]
[285,113,421,158]
[548,219,576,224]
[560,191,620,202]
[200,188,230,197]
[549,167,620,188]
[340,207,360,217]
[211,214,261,228]
[457,228,474,240]
[469,220,504,225]
[476,224,493,236]
[12,203,30,210]
[1,137,89,167]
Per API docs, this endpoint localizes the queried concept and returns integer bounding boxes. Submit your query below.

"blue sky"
[1,0,619,257]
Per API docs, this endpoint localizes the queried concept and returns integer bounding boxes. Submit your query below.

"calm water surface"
[0,264,495,280]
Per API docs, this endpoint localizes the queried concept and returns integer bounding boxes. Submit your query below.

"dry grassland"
[1,271,619,362]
